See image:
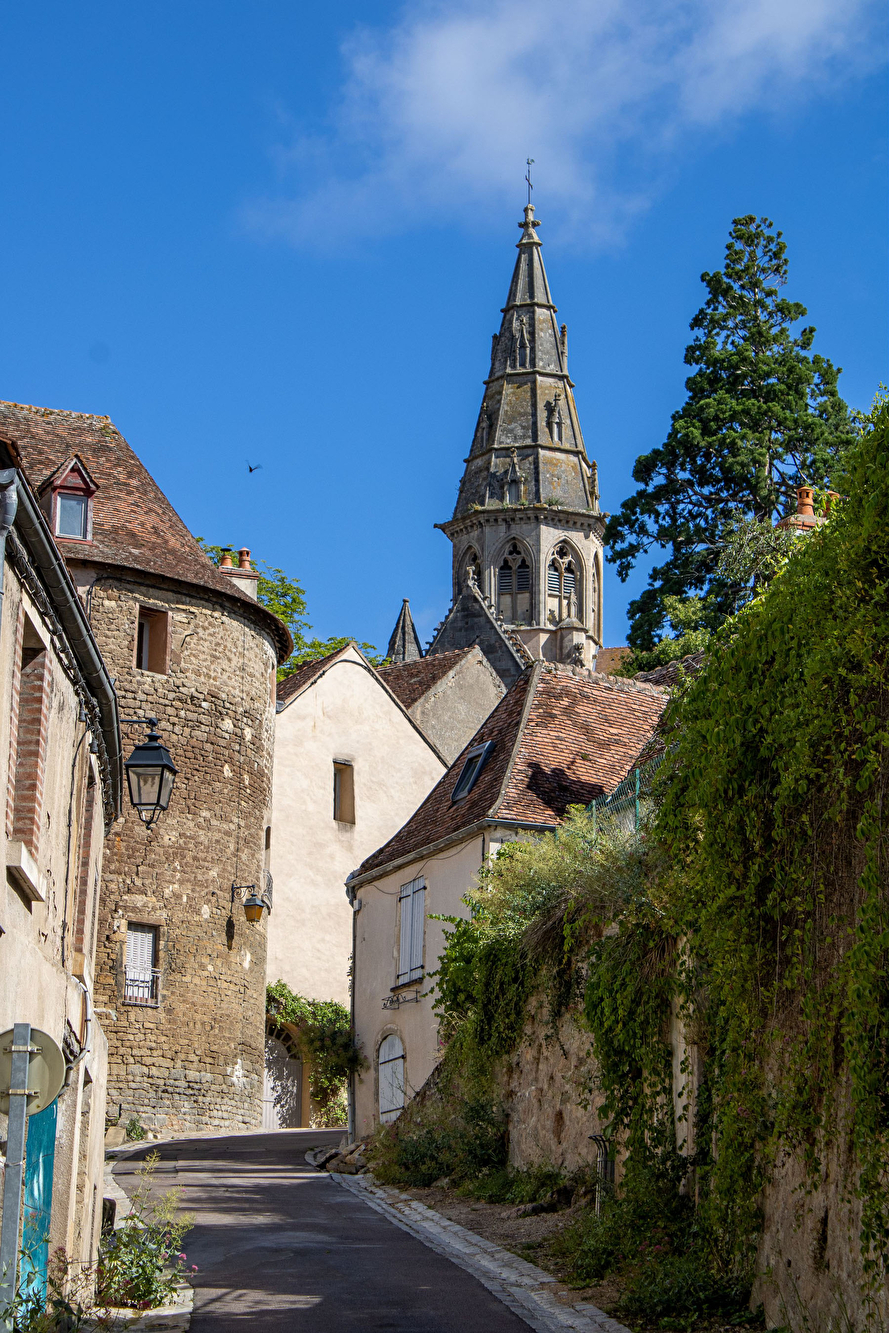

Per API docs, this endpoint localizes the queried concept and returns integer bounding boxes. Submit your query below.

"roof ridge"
[540,661,667,696]
[1,400,117,426]
[489,663,542,819]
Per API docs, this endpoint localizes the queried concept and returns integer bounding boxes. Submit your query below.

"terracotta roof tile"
[634,651,706,687]
[0,401,291,661]
[351,663,666,881]
[378,648,475,710]
[596,646,632,675]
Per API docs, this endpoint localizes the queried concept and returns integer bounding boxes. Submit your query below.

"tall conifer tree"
[607,215,853,651]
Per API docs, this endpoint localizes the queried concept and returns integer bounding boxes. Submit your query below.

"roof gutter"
[345,814,558,894]
[6,462,122,822]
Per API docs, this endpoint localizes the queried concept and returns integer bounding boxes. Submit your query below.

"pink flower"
[191,1266,198,1272]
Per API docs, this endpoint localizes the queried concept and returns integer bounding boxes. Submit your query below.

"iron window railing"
[123,966,161,1007]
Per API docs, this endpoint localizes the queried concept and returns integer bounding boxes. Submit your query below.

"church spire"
[450,206,597,519]
[432,206,606,674]
[386,599,423,664]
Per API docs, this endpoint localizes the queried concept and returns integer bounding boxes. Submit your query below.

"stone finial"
[518,204,542,242]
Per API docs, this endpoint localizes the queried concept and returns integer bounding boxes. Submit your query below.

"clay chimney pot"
[826,490,840,515]
[219,550,234,569]
[237,548,253,571]
[796,486,815,519]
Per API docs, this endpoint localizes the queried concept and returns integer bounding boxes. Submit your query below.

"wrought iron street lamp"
[231,882,271,924]
[124,718,178,828]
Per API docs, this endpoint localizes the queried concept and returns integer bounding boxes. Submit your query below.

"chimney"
[217,546,260,600]
[776,485,824,532]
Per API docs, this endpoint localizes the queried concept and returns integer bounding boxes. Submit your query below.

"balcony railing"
[123,966,161,1007]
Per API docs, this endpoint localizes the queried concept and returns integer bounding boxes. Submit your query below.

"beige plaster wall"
[0,560,110,1278]
[408,646,504,763]
[352,833,485,1137]
[269,647,446,1005]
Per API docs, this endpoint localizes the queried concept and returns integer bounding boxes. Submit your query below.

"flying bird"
[246,460,263,473]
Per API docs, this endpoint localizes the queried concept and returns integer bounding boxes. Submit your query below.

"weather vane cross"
[525,158,534,207]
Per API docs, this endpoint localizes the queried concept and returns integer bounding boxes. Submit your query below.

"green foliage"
[98,1152,194,1310]
[606,215,853,651]
[196,541,381,675]
[655,396,889,1277]
[371,1092,508,1188]
[125,1117,146,1141]
[266,980,365,1120]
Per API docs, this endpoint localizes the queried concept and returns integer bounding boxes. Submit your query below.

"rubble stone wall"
[84,570,277,1135]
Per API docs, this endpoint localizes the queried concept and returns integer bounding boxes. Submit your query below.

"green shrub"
[125,1117,147,1141]
[97,1152,194,1309]
[372,1094,507,1188]
[620,1252,752,1325]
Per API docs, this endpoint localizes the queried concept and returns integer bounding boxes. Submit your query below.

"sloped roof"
[276,644,352,708]
[351,663,666,882]
[596,646,632,676]
[0,401,292,662]
[634,651,706,687]
[378,648,475,710]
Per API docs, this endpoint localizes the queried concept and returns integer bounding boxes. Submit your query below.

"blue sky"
[1,1,885,651]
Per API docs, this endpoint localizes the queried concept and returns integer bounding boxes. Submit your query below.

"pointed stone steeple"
[432,207,606,674]
[451,204,597,518]
[386,599,423,663]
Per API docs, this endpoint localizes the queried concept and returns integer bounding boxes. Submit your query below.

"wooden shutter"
[126,924,155,971]
[410,883,425,978]
[379,1034,405,1120]
[398,882,414,982]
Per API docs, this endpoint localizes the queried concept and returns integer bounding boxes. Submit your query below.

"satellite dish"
[0,1028,66,1116]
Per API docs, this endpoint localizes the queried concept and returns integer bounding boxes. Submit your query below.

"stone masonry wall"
[83,570,277,1135]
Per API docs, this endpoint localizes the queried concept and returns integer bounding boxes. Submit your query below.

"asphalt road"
[115,1129,533,1331]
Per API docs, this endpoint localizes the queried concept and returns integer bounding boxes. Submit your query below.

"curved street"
[114,1131,535,1332]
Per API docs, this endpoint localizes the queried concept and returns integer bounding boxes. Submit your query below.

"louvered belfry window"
[397,878,426,984]
[547,545,580,625]
[497,544,532,624]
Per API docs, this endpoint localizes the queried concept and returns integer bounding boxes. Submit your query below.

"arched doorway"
[262,1029,303,1129]
[378,1033,405,1125]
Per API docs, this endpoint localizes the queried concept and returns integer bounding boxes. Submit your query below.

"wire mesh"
[588,751,666,835]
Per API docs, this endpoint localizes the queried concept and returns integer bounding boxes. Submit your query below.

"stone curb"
[330,1171,631,1333]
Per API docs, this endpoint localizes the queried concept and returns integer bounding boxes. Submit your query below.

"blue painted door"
[20,1099,58,1302]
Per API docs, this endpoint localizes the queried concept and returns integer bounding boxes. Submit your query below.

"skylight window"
[451,741,494,802]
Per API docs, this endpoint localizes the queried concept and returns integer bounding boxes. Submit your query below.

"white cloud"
[243,0,882,249]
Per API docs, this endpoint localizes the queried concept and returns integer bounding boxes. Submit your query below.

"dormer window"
[451,741,495,802]
[57,493,89,539]
[46,456,97,543]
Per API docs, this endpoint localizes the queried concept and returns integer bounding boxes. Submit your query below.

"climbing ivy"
[266,981,366,1119]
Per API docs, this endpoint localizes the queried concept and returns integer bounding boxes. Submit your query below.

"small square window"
[136,608,170,675]
[333,762,355,824]
[56,493,89,540]
[451,741,495,802]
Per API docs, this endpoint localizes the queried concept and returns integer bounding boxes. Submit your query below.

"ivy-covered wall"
[372,402,889,1332]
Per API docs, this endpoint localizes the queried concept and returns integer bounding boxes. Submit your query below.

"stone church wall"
[85,573,277,1135]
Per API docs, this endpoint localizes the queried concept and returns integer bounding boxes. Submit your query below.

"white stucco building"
[268,643,447,1010]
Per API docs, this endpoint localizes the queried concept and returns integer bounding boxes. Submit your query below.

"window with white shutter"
[124,923,159,1006]
[378,1034,405,1123]
[397,878,425,984]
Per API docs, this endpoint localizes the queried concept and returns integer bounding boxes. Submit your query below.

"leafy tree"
[607,215,854,651]
[196,541,382,676]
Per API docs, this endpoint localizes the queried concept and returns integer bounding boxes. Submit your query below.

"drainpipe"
[0,469,19,639]
[346,874,359,1142]
[63,978,92,1088]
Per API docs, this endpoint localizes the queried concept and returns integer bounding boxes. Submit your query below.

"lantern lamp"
[124,719,177,828]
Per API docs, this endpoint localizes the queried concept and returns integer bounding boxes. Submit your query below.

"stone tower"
[428,205,605,684]
[0,401,291,1136]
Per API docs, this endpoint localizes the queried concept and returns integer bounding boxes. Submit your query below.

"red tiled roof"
[378,648,475,710]
[276,644,352,706]
[0,401,292,662]
[634,651,706,687]
[596,646,632,675]
[351,664,666,881]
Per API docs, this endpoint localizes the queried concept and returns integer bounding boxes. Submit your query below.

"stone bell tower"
[427,204,605,682]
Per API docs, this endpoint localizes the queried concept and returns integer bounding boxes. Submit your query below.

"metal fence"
[589,751,666,835]
[123,966,161,1006]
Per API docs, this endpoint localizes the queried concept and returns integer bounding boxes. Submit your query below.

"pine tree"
[607,215,854,651]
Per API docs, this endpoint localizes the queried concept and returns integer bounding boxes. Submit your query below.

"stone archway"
[262,1027,303,1129]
